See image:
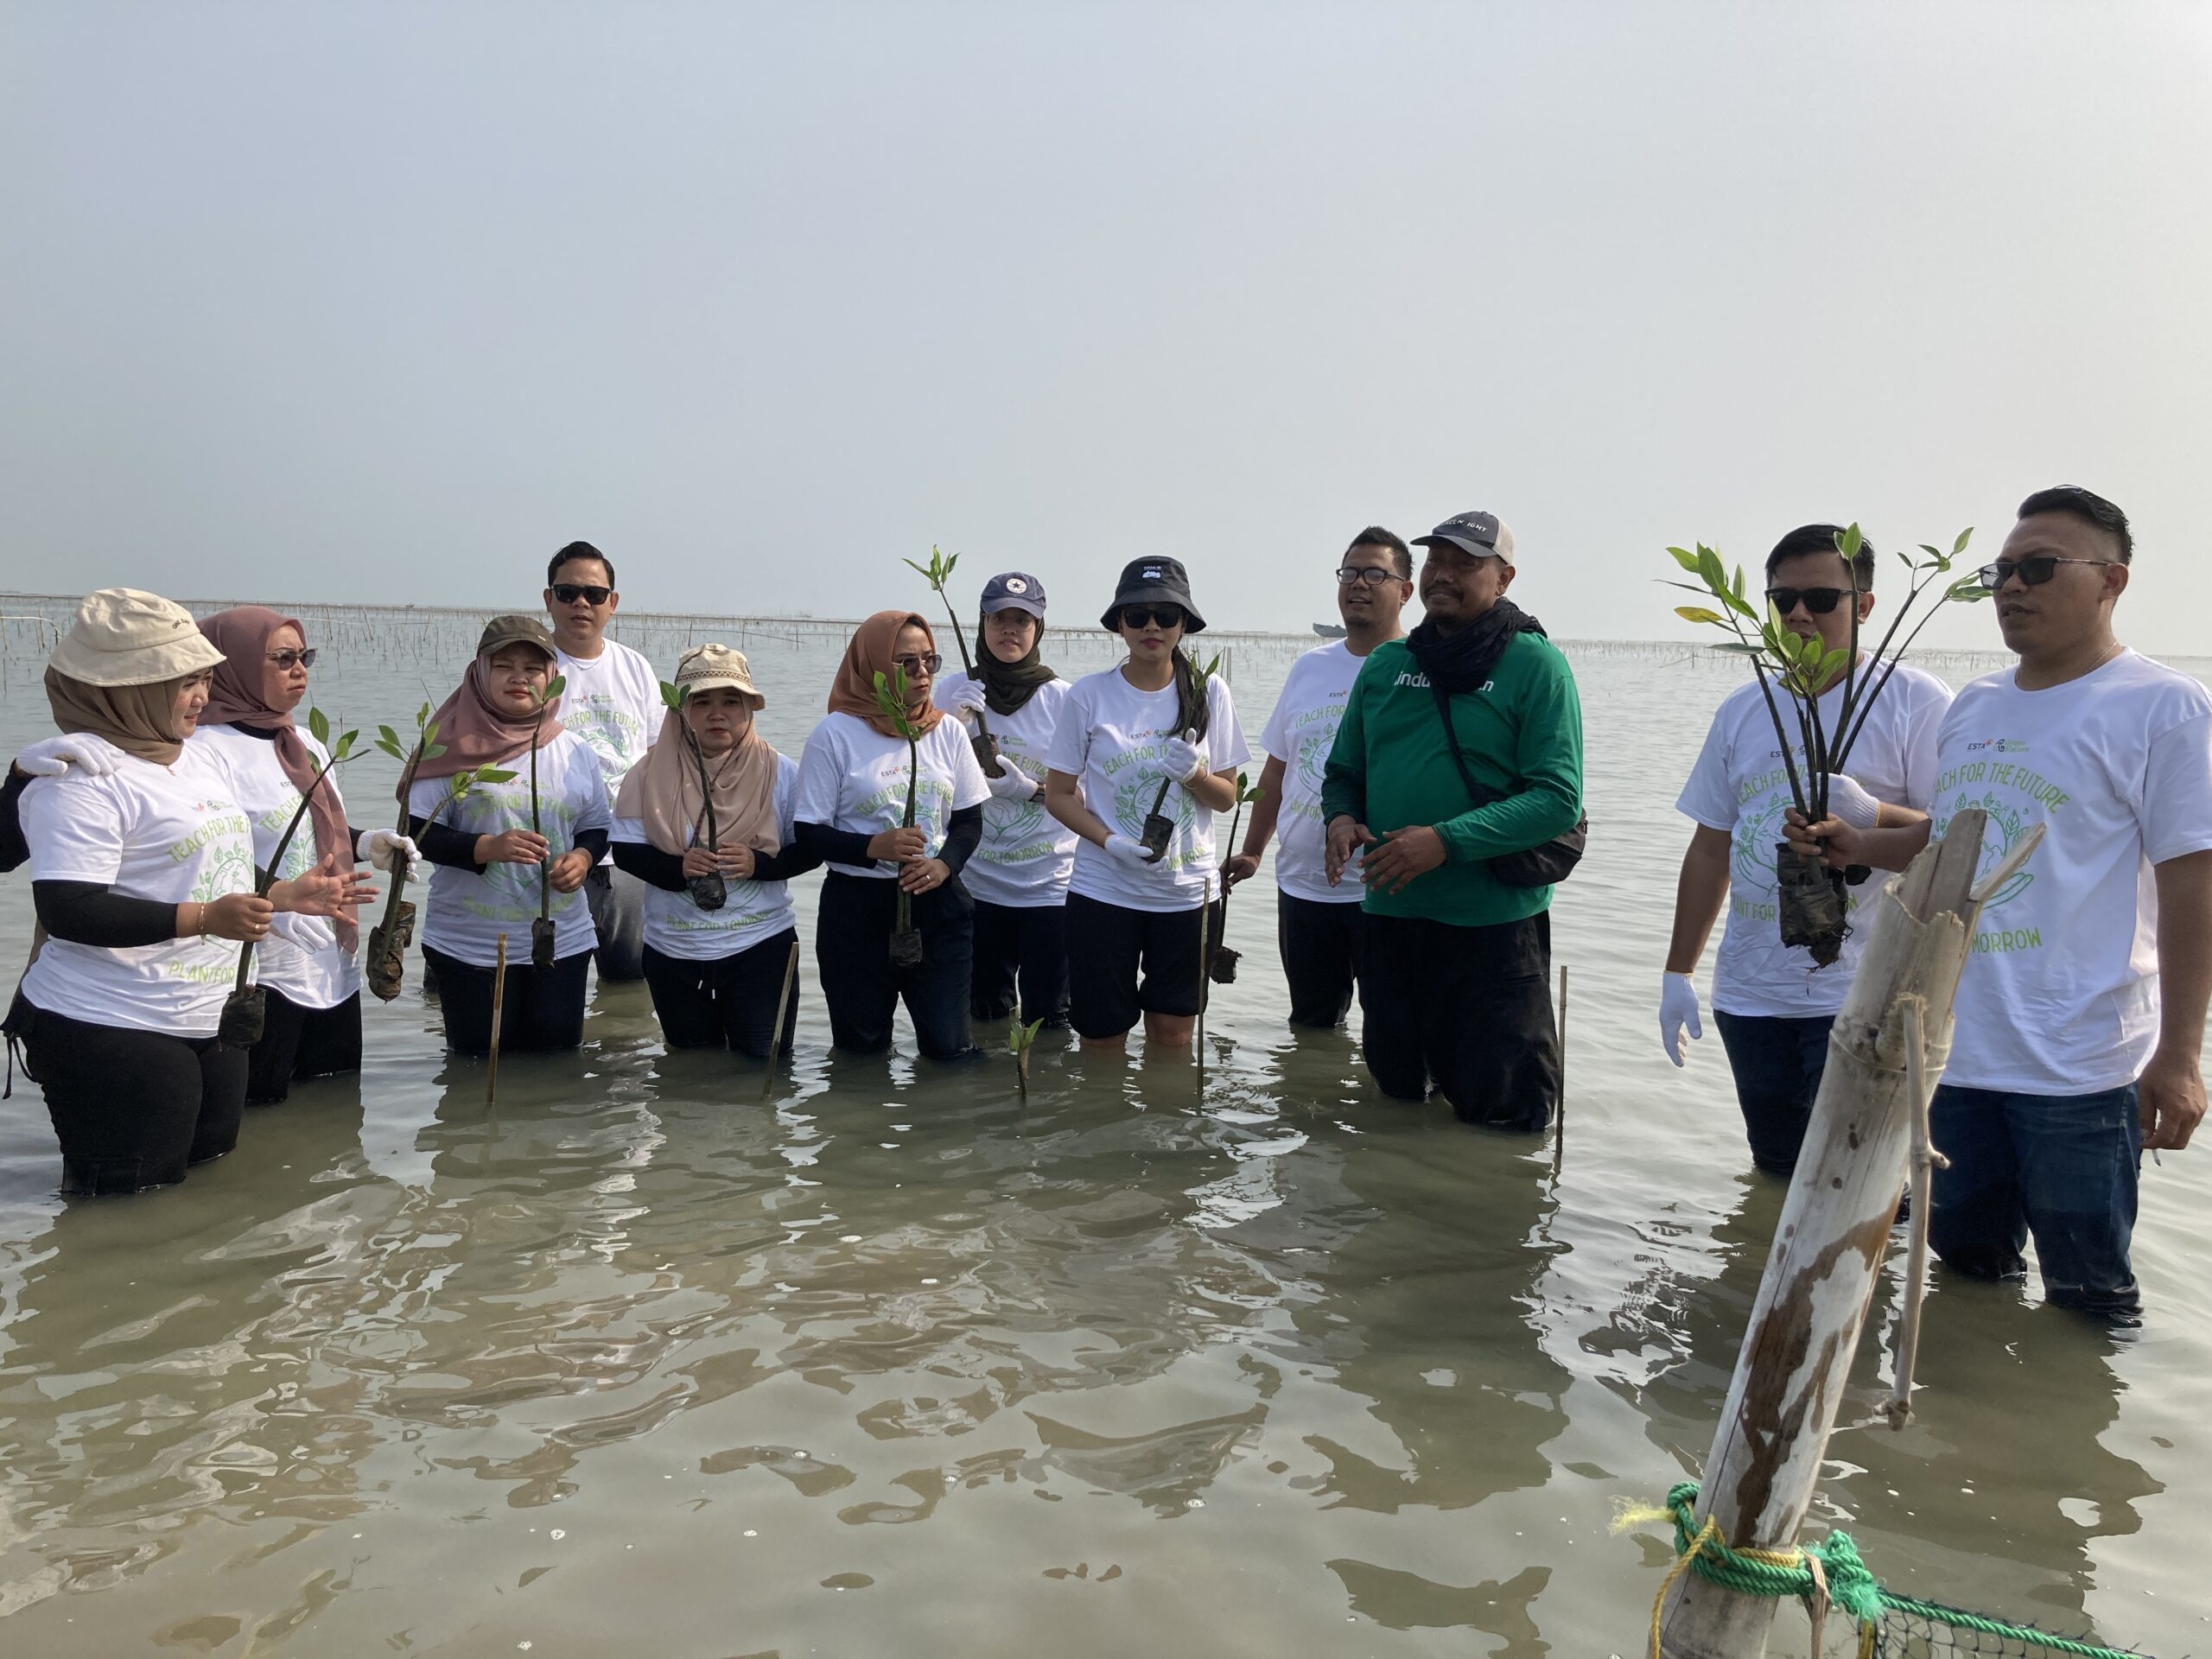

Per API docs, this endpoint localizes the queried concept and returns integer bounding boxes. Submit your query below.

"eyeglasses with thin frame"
[1336,565,1407,588]
[1974,556,2119,591]
[550,582,613,606]
[266,648,318,670]
[1765,587,1850,617]
[891,652,943,677]
[1119,605,1185,631]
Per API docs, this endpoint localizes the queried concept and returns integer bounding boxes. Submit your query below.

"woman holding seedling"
[7,590,367,1194]
[1044,558,1249,1051]
[792,612,989,1061]
[932,572,1077,1030]
[613,644,822,1059]
[406,616,610,1057]
[190,607,418,1103]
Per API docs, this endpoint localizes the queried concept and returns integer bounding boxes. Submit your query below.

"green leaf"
[1695,544,1727,594]
[375,738,405,761]
[1896,549,1916,571]
[416,701,430,726]
[903,557,933,580]
[378,724,401,751]
[423,742,448,760]
[423,718,439,745]
[1818,648,1850,683]
[477,766,517,785]
[1719,571,1758,618]
[542,675,566,702]
[1838,523,1863,562]
[659,679,683,710]
[1675,606,1725,625]
[1919,544,1942,562]
[336,730,359,756]
[1666,545,1701,572]
[1709,642,1768,656]
[308,706,330,746]
[1948,574,1992,602]
[1952,526,1974,556]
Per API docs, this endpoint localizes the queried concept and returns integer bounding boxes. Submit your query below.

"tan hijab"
[826,611,945,740]
[616,709,783,857]
[44,667,194,766]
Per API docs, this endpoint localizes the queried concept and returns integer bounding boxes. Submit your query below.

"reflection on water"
[0,613,2204,1654]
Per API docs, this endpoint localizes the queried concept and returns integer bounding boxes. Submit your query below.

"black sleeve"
[612,839,688,893]
[573,827,608,864]
[938,804,982,876]
[796,820,879,868]
[752,840,824,883]
[0,767,29,874]
[409,814,486,871]
[32,880,180,948]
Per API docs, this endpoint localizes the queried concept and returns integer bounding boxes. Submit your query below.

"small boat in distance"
[1312,622,1346,639]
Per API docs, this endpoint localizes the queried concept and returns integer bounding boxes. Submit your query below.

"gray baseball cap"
[980,571,1047,620]
[1413,511,1516,562]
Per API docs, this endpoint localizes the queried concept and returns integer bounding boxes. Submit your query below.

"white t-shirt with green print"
[19,746,258,1035]
[793,711,990,879]
[555,639,664,864]
[1258,641,1367,904]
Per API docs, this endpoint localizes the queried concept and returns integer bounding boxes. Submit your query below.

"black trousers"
[18,1000,247,1193]
[246,989,364,1104]
[969,898,1071,1027]
[815,871,977,1061]
[423,944,592,1057]
[1064,892,1217,1039]
[1277,891,1366,1028]
[1358,910,1559,1132]
[642,931,802,1059]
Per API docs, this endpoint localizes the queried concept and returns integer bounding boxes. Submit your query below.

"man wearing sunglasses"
[1788,486,2212,1324]
[1224,527,1413,1028]
[544,540,662,982]
[1662,524,1953,1178]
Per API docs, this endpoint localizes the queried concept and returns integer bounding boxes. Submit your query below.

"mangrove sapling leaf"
[1009,1015,1045,1100]
[907,543,1003,777]
[871,668,928,966]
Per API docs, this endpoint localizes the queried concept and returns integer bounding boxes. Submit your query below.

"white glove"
[14,733,125,778]
[355,828,423,880]
[1103,833,1156,866]
[950,698,987,728]
[986,766,1038,802]
[1160,735,1207,785]
[1660,972,1704,1066]
[1819,773,1882,832]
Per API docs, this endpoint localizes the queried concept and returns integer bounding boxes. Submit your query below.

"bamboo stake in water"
[1195,876,1211,1090]
[1885,996,1947,1430]
[762,938,801,1098]
[486,933,508,1104]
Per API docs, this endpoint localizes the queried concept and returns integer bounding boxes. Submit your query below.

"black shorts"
[1064,892,1209,1039]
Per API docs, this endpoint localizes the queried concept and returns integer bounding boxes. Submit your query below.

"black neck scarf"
[1406,598,1546,694]
[976,620,1058,717]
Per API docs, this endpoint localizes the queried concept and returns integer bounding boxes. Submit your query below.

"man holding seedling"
[1321,510,1583,1132]
[1225,526,1413,1028]
[544,540,662,982]
[1662,524,1954,1176]
[1789,487,2212,1322]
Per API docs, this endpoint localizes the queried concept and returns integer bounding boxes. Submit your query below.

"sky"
[4,3,2209,651]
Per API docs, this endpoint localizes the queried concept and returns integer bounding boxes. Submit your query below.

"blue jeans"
[1929,1083,2142,1322]
[1713,1010,1834,1175]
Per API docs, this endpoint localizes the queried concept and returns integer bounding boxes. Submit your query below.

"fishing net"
[1624,1484,2153,1659]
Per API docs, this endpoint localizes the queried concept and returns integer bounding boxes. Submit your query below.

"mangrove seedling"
[366,702,436,1001]
[1667,524,1987,965]
[660,679,728,912]
[871,665,928,968]
[222,706,364,1047]
[1009,1015,1045,1102]
[1139,652,1221,862]
[906,543,1003,777]
[1206,771,1264,986]
[528,674,566,969]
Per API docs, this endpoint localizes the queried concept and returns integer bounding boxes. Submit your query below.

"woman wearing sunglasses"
[190,607,416,1103]
[1045,558,1249,1051]
[792,611,989,1061]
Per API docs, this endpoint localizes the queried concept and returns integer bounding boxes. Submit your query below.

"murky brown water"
[0,607,2203,1656]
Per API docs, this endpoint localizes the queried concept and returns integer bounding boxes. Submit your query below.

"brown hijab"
[410,650,566,793]
[198,607,356,948]
[616,710,783,858]
[43,668,194,766]
[826,611,945,740]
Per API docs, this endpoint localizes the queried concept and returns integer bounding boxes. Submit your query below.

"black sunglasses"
[1119,605,1185,630]
[891,652,943,676]
[550,582,613,606]
[265,647,318,670]
[1766,587,1850,616]
[1974,556,2118,591]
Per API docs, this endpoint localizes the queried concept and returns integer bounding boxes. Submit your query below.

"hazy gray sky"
[5,3,2209,650]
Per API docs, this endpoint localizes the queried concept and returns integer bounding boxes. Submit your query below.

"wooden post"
[486,933,508,1105]
[1656,810,2001,1657]
[761,939,800,1098]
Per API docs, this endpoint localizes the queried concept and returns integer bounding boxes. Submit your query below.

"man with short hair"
[1791,486,2212,1322]
[1321,510,1584,1131]
[1662,524,1952,1175]
[1224,527,1414,1027]
[544,540,663,982]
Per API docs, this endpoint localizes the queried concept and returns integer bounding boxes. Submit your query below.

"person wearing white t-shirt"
[612,644,824,1059]
[406,616,613,1057]
[934,570,1077,1030]
[1045,558,1250,1052]
[544,541,662,982]
[794,612,990,1062]
[10,589,371,1194]
[1662,524,1954,1174]
[1791,488,2212,1323]
[1224,527,1414,1029]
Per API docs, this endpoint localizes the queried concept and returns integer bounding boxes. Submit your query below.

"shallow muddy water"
[0,606,2204,1656]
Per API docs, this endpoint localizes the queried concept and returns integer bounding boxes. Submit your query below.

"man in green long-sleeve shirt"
[1322,509,1584,1131]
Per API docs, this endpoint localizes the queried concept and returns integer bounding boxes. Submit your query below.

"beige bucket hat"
[674,643,765,709]
[48,588,227,686]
